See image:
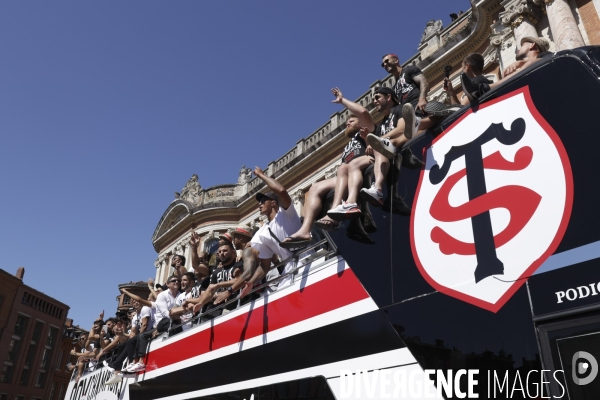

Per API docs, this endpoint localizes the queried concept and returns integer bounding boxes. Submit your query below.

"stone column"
[500,0,542,49]
[154,258,161,285]
[544,0,585,50]
[158,254,168,284]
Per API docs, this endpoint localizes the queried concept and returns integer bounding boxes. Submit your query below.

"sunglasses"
[168,280,180,284]
[381,58,394,68]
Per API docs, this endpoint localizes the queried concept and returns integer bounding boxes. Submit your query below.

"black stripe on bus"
[129,310,405,400]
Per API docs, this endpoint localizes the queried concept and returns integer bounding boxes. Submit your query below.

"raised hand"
[189,231,200,248]
[444,77,455,93]
[253,166,264,177]
[331,87,344,103]
[359,126,370,139]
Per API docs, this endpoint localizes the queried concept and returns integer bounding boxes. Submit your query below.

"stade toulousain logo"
[411,87,573,312]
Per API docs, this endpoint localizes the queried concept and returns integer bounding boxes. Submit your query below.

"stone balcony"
[151,1,503,253]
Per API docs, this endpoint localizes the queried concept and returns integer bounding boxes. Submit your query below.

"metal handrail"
[74,234,339,377]
[162,234,338,337]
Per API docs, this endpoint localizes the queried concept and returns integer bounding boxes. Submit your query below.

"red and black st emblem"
[411,87,573,312]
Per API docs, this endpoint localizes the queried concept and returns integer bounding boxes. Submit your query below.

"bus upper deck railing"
[163,231,338,337]
[70,232,339,381]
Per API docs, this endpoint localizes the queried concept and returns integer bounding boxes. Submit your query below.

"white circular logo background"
[411,87,573,312]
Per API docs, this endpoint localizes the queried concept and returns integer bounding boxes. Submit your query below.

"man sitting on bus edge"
[444,53,491,107]
[230,166,302,298]
[366,53,437,161]
[279,87,375,242]
[461,37,550,101]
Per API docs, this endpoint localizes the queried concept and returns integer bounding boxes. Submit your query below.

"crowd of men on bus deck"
[67,36,551,385]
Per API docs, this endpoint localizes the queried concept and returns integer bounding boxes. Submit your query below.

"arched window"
[204,238,219,255]
[204,238,221,268]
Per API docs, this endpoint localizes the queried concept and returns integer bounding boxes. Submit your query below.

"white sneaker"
[327,201,361,220]
[366,133,396,159]
[360,183,384,207]
[125,362,145,373]
[402,103,416,140]
[104,373,123,385]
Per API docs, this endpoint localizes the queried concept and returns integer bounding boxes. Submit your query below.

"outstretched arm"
[189,232,210,278]
[120,288,152,308]
[331,87,375,132]
[254,167,292,210]
[96,338,120,360]
[147,278,158,299]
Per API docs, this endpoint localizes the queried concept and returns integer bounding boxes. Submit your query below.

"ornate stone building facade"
[151,0,600,284]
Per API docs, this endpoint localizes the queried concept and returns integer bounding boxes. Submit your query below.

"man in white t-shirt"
[230,166,302,298]
[110,277,179,381]
[170,272,195,332]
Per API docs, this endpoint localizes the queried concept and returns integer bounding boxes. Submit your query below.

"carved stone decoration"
[420,20,443,44]
[323,164,340,180]
[174,241,184,253]
[179,174,202,205]
[238,165,252,184]
[500,0,541,26]
[487,24,515,65]
[175,234,191,254]
[206,230,219,239]
[206,187,235,200]
[292,189,305,206]
[154,259,160,268]
[499,0,542,48]
[168,209,188,229]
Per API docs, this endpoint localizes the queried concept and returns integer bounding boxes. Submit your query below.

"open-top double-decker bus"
[65,46,600,400]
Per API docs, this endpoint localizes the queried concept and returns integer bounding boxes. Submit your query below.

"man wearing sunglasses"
[366,54,436,161]
[230,166,301,297]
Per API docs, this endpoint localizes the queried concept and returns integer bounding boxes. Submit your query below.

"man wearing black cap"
[236,166,301,296]
[366,54,437,161]
[359,87,410,206]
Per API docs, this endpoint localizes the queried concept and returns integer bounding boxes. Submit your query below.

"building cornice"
[152,0,501,254]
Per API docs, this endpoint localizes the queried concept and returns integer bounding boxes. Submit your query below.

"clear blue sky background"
[0,1,470,327]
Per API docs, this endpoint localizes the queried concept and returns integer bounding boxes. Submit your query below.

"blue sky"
[0,1,470,327]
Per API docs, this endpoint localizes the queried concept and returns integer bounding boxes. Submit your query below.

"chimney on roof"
[15,267,24,280]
